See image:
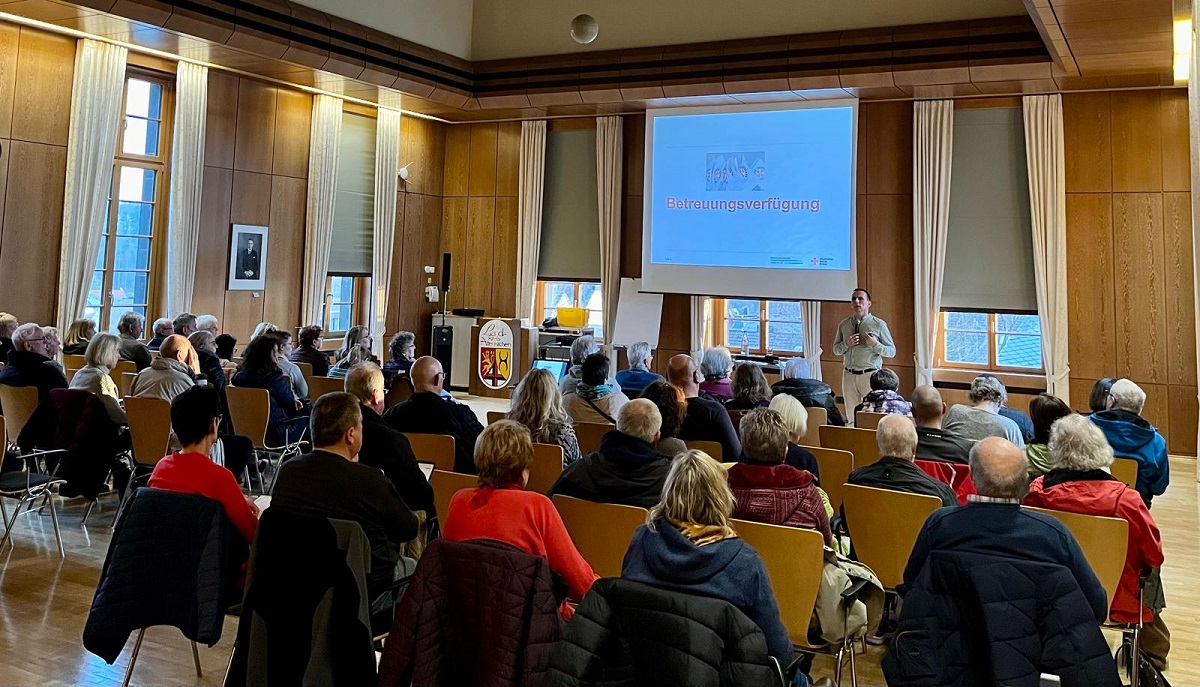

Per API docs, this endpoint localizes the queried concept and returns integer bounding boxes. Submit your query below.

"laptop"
[532,359,569,380]
[418,461,435,481]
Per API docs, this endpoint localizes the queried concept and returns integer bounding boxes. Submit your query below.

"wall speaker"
[441,253,452,293]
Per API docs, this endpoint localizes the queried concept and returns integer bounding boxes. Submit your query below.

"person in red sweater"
[1024,413,1169,670]
[442,419,598,618]
[149,386,259,547]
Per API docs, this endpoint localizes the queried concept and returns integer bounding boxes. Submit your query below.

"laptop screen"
[532,359,569,380]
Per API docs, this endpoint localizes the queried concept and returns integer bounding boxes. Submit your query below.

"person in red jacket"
[149,386,259,547]
[1024,413,1169,670]
[442,419,598,618]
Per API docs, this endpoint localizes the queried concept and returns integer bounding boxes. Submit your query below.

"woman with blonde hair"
[507,367,582,465]
[69,333,126,424]
[328,344,374,379]
[338,325,379,365]
[62,318,96,355]
[621,449,793,665]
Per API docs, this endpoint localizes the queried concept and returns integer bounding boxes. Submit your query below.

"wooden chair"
[795,406,827,448]
[110,360,137,390]
[307,375,345,401]
[385,376,413,408]
[123,396,172,469]
[1024,506,1129,617]
[574,422,613,455]
[293,361,314,387]
[1111,457,1138,489]
[63,354,87,370]
[728,409,748,434]
[431,469,477,532]
[65,368,80,383]
[225,386,305,491]
[403,433,456,473]
[809,447,853,512]
[486,411,506,425]
[0,385,39,447]
[119,372,138,398]
[553,494,647,578]
[853,410,889,430]
[683,439,723,461]
[528,443,564,494]
[841,484,942,591]
[819,425,880,469]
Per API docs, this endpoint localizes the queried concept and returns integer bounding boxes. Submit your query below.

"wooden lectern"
[469,318,538,398]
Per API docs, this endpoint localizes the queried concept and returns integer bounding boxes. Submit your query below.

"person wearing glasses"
[0,322,68,408]
[383,356,484,474]
[290,324,331,377]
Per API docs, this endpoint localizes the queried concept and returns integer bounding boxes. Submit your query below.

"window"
[323,275,372,335]
[937,311,1043,371]
[86,73,171,331]
[711,299,803,354]
[536,281,604,338]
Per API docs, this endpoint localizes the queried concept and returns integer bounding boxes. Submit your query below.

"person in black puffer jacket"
[770,358,846,426]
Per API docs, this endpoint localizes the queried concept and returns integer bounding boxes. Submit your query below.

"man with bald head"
[383,356,483,474]
[847,414,957,506]
[131,334,199,402]
[666,354,740,461]
[911,385,973,465]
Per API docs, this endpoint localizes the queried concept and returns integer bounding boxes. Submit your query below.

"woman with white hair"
[613,340,663,396]
[69,333,127,424]
[769,357,847,426]
[698,346,734,400]
[1024,413,1170,671]
[768,393,821,483]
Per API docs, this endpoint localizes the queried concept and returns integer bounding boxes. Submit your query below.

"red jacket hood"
[727,462,815,489]
[1025,475,1128,513]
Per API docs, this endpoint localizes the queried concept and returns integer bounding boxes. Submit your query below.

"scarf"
[577,381,612,401]
[669,517,738,546]
[628,362,650,372]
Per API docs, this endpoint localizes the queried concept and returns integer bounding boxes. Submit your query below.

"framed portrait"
[227,224,269,291]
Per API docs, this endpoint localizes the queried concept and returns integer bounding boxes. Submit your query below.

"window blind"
[538,128,600,281]
[329,111,376,276]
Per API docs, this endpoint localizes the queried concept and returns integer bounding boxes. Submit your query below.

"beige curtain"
[689,296,710,354]
[1023,94,1070,403]
[516,120,547,321]
[1188,4,1200,470]
[912,100,955,386]
[57,39,127,331]
[301,94,343,326]
[166,61,208,317]
[371,107,401,357]
[801,301,823,380]
[596,116,623,346]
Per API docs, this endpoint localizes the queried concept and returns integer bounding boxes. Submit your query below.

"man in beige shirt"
[831,288,896,425]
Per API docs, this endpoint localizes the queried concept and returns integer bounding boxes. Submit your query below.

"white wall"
[290,0,474,59]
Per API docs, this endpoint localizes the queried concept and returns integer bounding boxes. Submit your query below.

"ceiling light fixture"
[1174,18,1191,83]
[570,14,599,44]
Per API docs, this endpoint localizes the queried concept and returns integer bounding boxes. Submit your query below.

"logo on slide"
[705,152,766,192]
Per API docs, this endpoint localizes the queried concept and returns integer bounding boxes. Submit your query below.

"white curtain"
[912,100,955,387]
[689,296,709,354]
[801,301,823,380]
[301,94,343,326]
[596,117,623,348]
[516,120,547,321]
[1188,4,1200,468]
[57,39,127,331]
[166,61,208,317]
[371,107,401,357]
[1023,94,1070,403]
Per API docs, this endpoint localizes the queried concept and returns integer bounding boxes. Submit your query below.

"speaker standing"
[832,288,895,425]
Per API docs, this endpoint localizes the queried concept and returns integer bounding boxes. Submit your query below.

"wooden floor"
[1,394,1196,686]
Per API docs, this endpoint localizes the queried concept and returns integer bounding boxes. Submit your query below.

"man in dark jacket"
[911,385,973,464]
[667,354,741,461]
[1090,378,1169,506]
[346,363,435,517]
[549,399,670,508]
[770,357,847,426]
[383,356,483,475]
[116,311,152,370]
[146,317,172,351]
[0,323,68,412]
[848,414,957,507]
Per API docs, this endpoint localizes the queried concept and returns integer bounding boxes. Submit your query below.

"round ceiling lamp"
[570,14,599,44]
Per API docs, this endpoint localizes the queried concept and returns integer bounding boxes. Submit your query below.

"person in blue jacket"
[1089,378,1169,507]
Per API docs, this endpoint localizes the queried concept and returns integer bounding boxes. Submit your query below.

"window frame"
[534,280,604,337]
[934,310,1045,374]
[709,298,804,356]
[323,274,372,337]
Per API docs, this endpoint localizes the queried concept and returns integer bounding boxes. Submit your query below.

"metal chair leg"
[191,640,202,677]
[0,495,27,551]
[47,491,63,558]
[1130,625,1141,687]
[81,500,96,526]
[120,628,146,687]
[847,637,858,687]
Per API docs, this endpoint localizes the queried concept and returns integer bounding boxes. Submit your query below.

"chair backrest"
[552,494,647,578]
[1024,506,1129,617]
[124,396,173,468]
[293,361,314,384]
[0,384,39,442]
[111,359,138,388]
[403,433,456,473]
[727,409,748,434]
[66,368,80,383]
[914,459,976,505]
[119,371,138,397]
[574,422,613,455]
[431,469,478,527]
[819,425,880,469]
[854,410,889,430]
[795,406,827,448]
[308,375,345,402]
[64,353,87,370]
[809,447,853,511]
[486,410,506,425]
[1110,457,1138,489]
[683,439,723,461]
[528,443,564,494]
[841,484,942,590]
[385,376,413,408]
[733,518,825,648]
[226,386,272,449]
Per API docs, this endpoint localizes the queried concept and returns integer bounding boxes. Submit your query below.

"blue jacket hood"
[1090,411,1162,455]
[636,519,744,585]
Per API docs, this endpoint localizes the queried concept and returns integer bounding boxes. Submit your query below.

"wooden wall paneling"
[493,196,518,317]
[1109,91,1162,193]
[855,194,870,284]
[271,87,311,179]
[192,166,233,321]
[0,24,19,139]
[1139,382,1170,445]
[623,115,645,199]
[1063,92,1112,193]
[417,194,444,350]
[464,196,496,313]
[1167,385,1198,456]
[1068,377,1097,414]
[0,138,8,256]
[1064,193,1117,380]
[1112,193,1165,385]
[495,121,520,197]
[262,175,305,327]
[401,116,445,197]
[865,193,915,363]
[864,101,912,196]
[0,140,64,323]
[230,170,273,226]
[223,291,264,344]
[620,197,642,278]
[443,124,470,196]
[1164,192,1196,388]
[441,196,467,299]
[467,123,498,197]
[204,71,239,169]
[658,293,692,353]
[1159,90,1190,193]
[10,28,74,147]
[233,80,277,174]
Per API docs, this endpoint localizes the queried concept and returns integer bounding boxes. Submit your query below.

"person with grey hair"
[846,414,956,507]
[116,311,152,370]
[172,312,198,337]
[560,334,619,396]
[0,311,18,361]
[976,373,1035,442]
[0,323,68,408]
[548,398,672,509]
[854,367,911,417]
[698,346,734,400]
[382,331,417,388]
[769,356,847,426]
[196,314,219,335]
[1090,378,1169,507]
[1026,414,1171,670]
[613,341,663,396]
[68,333,127,424]
[147,317,173,350]
[943,376,1025,447]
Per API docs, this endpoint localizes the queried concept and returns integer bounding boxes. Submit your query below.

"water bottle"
[740,330,749,352]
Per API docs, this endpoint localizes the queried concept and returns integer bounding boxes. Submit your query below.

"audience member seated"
[383,356,484,474]
[667,354,741,460]
[442,420,598,618]
[560,334,612,396]
[231,334,310,445]
[172,312,198,337]
[215,333,238,367]
[1089,377,1116,413]
[639,380,689,457]
[506,368,582,465]
[344,363,435,517]
[196,314,219,335]
[338,325,379,365]
[848,415,957,507]
[729,408,832,545]
[382,331,416,388]
[855,368,911,416]
[944,376,1025,447]
[724,363,772,411]
[329,344,373,380]
[188,330,227,395]
[910,385,973,465]
[1090,378,1169,507]
[622,449,793,667]
[131,335,197,402]
[1025,393,1072,477]
[770,357,847,426]
[42,327,62,370]
[0,311,17,361]
[146,317,172,350]
[977,373,1035,442]
[290,325,330,377]
[1025,414,1170,670]
[68,333,127,424]
[548,399,671,508]
[613,341,664,396]
[115,312,152,371]
[767,393,820,481]
[565,353,630,425]
[252,324,307,400]
[698,346,734,400]
[270,392,418,606]
[61,318,95,355]
[0,323,69,406]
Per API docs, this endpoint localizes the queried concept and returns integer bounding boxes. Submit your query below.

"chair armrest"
[840,577,870,605]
